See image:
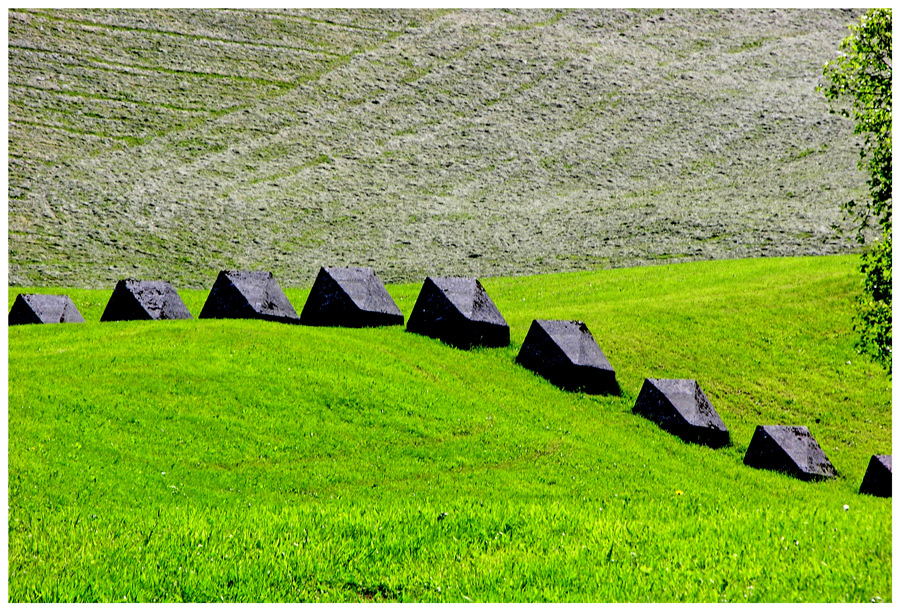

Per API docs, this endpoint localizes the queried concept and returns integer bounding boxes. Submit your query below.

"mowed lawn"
[8,255,891,602]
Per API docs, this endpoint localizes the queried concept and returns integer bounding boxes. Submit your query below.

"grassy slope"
[9,8,869,287]
[8,255,891,602]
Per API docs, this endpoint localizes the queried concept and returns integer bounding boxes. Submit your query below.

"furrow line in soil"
[10,43,295,88]
[226,8,428,33]
[16,8,350,58]
[9,83,214,113]
[9,118,129,141]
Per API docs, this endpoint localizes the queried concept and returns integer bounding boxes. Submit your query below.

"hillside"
[8,256,891,602]
[9,8,869,288]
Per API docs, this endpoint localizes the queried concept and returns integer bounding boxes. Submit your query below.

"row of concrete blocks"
[9,267,891,497]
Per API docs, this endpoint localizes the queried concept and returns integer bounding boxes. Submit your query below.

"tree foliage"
[821,8,892,370]
[822,8,892,237]
[855,236,891,369]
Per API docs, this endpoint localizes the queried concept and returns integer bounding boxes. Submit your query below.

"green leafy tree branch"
[821,8,892,370]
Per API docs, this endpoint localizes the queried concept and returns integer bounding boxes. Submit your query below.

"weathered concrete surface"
[199,270,299,324]
[300,266,403,327]
[632,378,729,448]
[516,319,619,394]
[8,294,85,325]
[406,277,509,349]
[743,425,837,481]
[100,279,192,322]
[859,454,892,497]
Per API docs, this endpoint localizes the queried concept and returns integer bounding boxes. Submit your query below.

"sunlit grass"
[8,255,891,601]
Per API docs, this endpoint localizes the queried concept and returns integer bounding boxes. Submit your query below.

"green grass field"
[8,255,891,602]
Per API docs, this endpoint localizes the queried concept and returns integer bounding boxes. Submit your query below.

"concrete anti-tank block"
[516,319,619,395]
[743,425,837,481]
[199,270,298,324]
[300,266,403,328]
[9,294,85,325]
[406,277,509,349]
[859,454,891,497]
[100,279,192,322]
[633,378,729,448]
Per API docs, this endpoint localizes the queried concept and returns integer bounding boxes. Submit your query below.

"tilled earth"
[9,8,869,288]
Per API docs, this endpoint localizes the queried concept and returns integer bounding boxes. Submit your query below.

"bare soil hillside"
[8,8,867,287]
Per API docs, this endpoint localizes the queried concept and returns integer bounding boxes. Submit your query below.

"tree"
[821,8,892,370]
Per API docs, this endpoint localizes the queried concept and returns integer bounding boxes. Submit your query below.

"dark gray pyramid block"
[632,378,729,448]
[406,277,509,349]
[743,425,837,481]
[100,279,192,322]
[300,266,403,328]
[859,454,892,497]
[516,319,619,395]
[199,270,298,324]
[9,294,85,325]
